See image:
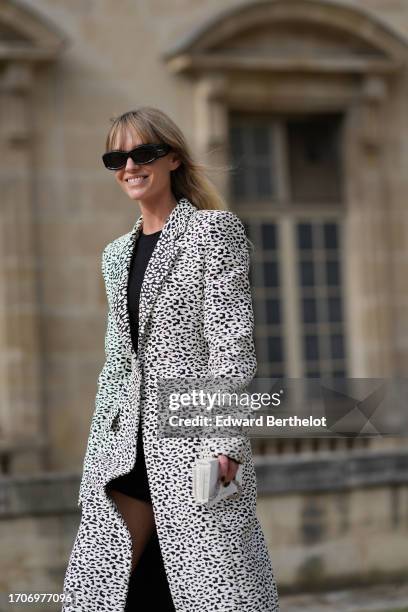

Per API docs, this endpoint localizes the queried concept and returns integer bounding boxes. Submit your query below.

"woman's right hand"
[215,454,240,486]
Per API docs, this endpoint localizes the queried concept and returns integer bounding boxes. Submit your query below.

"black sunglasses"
[102,143,171,170]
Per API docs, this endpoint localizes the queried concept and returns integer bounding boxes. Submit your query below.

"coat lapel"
[111,197,199,355]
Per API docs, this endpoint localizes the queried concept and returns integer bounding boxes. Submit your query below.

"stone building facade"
[0,0,407,606]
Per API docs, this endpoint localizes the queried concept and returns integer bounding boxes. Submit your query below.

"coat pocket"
[205,461,258,530]
[106,402,121,430]
[105,379,131,430]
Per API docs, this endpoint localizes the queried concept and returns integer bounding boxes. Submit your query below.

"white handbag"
[192,456,242,507]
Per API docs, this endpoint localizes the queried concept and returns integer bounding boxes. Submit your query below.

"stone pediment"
[163,0,408,75]
[0,1,65,61]
[209,21,387,62]
[0,22,30,44]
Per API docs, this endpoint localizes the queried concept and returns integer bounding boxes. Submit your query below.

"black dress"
[106,228,176,611]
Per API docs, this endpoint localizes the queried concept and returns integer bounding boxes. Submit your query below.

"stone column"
[342,73,408,451]
[343,74,397,378]
[0,62,45,473]
[194,72,230,205]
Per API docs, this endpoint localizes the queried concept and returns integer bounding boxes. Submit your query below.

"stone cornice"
[0,0,66,62]
[166,54,402,76]
[163,0,408,77]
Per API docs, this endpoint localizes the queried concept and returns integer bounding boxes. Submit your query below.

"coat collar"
[111,196,199,356]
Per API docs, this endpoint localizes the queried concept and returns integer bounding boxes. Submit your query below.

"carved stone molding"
[0,0,66,61]
[163,0,408,76]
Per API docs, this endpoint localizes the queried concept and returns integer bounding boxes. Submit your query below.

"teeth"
[128,176,147,184]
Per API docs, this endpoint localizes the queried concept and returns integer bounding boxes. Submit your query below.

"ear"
[170,153,181,172]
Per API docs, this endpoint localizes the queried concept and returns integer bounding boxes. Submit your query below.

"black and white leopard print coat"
[62,197,279,611]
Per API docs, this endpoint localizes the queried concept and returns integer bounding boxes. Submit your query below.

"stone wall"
[1,452,407,609]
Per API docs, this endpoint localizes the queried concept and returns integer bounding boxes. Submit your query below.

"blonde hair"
[105,107,226,211]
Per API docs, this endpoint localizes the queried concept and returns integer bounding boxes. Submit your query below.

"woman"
[62,107,279,612]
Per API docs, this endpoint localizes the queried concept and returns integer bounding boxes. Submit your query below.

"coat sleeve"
[200,210,257,464]
[78,244,132,505]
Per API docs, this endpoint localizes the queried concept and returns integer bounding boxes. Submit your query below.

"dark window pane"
[255,165,272,197]
[230,125,244,155]
[331,334,344,359]
[306,370,321,378]
[302,298,317,323]
[326,261,340,286]
[261,224,277,250]
[231,170,247,200]
[297,223,313,250]
[304,335,319,360]
[332,370,346,378]
[287,114,343,204]
[264,262,279,287]
[230,154,246,173]
[324,223,338,249]
[328,297,342,322]
[272,372,285,379]
[300,261,315,286]
[252,125,270,156]
[266,299,281,325]
[267,336,283,362]
[229,116,277,201]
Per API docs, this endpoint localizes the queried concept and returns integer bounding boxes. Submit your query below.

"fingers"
[225,458,238,485]
[216,455,239,486]
[216,454,229,482]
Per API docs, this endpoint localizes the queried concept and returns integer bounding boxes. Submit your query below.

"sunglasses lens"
[102,151,126,170]
[130,146,156,164]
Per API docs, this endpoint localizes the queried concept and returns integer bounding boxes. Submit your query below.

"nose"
[125,156,141,171]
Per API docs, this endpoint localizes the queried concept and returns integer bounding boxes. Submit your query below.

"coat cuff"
[200,436,247,464]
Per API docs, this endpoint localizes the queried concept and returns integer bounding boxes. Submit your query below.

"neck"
[138,192,178,234]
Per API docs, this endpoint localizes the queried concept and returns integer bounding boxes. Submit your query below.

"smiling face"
[112,130,181,207]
